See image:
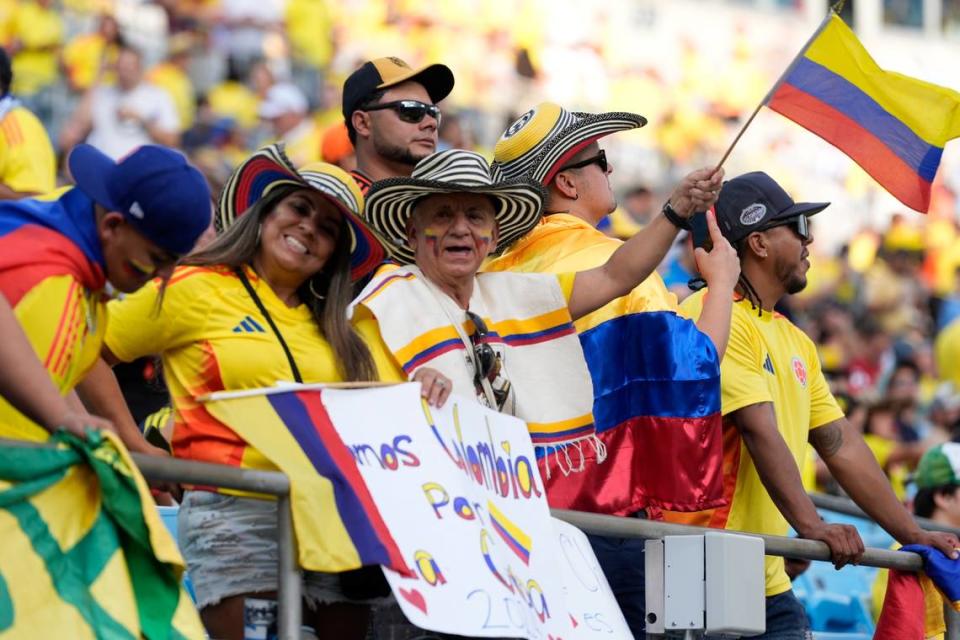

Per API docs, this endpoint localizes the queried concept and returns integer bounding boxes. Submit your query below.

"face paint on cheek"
[424,226,441,256]
[125,258,153,278]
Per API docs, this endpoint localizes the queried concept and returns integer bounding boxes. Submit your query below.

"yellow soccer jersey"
[0,106,56,195]
[105,265,403,477]
[676,290,843,596]
[0,274,107,441]
[9,1,63,95]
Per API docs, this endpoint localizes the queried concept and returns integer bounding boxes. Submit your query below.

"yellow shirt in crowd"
[61,32,115,91]
[669,292,844,596]
[9,1,64,96]
[147,62,196,130]
[0,274,107,441]
[0,105,56,195]
[105,265,403,483]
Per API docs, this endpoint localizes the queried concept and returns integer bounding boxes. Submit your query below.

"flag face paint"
[765,14,960,212]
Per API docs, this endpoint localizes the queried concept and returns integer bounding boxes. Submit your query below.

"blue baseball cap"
[68,144,212,255]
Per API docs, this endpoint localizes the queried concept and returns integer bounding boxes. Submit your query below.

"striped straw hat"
[492,102,647,185]
[364,149,545,264]
[217,143,386,281]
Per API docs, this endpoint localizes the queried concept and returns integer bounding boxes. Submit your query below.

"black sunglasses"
[761,215,811,241]
[558,149,608,174]
[360,100,441,125]
[466,310,511,410]
[465,310,496,383]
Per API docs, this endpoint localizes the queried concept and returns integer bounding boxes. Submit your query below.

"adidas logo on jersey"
[233,315,265,333]
[763,354,775,375]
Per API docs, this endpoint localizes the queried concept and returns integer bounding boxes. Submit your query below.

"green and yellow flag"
[0,431,203,639]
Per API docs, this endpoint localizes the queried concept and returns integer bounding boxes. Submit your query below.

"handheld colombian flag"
[875,545,960,639]
[202,388,412,575]
[0,430,203,639]
[764,13,960,212]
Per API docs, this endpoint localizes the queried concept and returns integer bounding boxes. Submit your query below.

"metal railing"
[3,438,956,638]
[810,491,960,536]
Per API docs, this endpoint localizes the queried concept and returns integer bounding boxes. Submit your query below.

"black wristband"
[661,201,692,231]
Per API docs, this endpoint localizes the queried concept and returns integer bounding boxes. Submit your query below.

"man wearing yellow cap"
[341,57,455,194]
[484,102,739,636]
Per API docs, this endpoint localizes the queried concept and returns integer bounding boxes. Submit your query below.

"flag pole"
[712,9,836,172]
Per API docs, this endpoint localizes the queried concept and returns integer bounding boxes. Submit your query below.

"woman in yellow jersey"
[93,144,451,639]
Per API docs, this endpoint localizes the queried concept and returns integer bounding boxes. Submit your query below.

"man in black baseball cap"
[677,171,959,638]
[714,171,828,247]
[342,57,454,193]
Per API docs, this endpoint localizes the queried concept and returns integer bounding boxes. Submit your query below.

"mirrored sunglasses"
[762,214,810,241]
[361,100,442,125]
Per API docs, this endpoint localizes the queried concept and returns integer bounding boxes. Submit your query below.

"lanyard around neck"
[234,267,304,384]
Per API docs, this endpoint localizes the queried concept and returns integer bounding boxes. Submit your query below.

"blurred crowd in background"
[7,0,960,510]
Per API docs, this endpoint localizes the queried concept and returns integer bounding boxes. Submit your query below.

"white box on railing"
[705,532,765,635]
[645,533,765,636]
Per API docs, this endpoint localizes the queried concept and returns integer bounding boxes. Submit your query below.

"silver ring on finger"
[436,379,446,388]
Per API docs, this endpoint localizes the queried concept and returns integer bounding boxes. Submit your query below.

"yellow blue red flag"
[203,389,412,575]
[483,215,724,516]
[765,13,960,212]
[875,545,960,639]
[0,430,203,639]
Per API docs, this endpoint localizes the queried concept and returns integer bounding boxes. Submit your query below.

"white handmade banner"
[321,383,628,639]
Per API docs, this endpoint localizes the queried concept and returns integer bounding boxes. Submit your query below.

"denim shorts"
[178,490,393,610]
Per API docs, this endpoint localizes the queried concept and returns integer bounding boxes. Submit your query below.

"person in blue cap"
[0,142,211,451]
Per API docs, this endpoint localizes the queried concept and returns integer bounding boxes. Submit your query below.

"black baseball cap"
[342,57,455,122]
[714,171,829,244]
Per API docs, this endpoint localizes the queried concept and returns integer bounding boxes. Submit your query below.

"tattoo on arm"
[809,422,843,458]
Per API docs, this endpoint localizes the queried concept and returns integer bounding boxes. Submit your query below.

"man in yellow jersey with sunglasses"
[674,171,959,638]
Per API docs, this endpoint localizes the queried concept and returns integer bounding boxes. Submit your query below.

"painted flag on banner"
[482,215,724,516]
[0,430,204,639]
[765,13,960,212]
[202,388,412,575]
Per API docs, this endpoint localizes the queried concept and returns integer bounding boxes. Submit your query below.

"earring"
[308,278,326,300]
[573,193,580,201]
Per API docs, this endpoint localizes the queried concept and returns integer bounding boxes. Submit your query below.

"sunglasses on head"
[558,149,608,174]
[361,100,442,125]
[761,214,811,241]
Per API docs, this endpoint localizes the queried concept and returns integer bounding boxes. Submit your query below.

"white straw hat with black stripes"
[364,149,545,264]
[492,102,646,185]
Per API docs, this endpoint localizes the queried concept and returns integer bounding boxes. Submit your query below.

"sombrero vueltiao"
[364,149,545,264]
[217,143,386,280]
[492,102,647,185]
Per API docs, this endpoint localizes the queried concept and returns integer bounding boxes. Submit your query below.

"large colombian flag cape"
[483,214,724,516]
[765,13,960,212]
[875,545,960,640]
[202,388,412,575]
[0,430,204,639]
[0,188,106,303]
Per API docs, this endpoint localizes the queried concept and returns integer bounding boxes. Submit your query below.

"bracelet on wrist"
[661,201,692,231]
